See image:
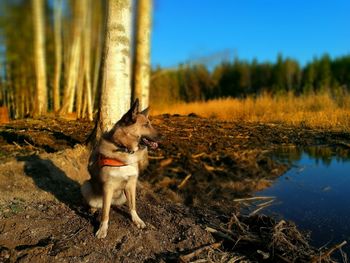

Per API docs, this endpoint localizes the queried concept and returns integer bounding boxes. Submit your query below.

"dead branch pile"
[180,209,346,263]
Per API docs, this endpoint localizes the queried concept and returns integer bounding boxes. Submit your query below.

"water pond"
[256,145,350,254]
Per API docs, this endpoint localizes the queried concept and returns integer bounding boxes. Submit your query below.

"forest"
[0,0,106,119]
[150,54,350,105]
[1,0,349,119]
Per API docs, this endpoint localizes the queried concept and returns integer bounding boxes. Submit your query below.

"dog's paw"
[133,218,146,229]
[131,210,146,229]
[95,222,108,239]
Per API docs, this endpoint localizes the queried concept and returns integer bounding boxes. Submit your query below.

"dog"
[81,99,159,239]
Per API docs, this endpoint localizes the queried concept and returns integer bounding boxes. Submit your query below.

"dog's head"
[114,99,159,150]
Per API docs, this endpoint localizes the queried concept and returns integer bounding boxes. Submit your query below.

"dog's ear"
[140,107,149,117]
[118,99,139,125]
[130,98,139,117]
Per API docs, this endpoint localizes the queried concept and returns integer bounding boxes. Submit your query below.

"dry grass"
[152,92,350,131]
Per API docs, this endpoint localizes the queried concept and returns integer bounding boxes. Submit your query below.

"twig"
[191,152,206,159]
[257,199,275,207]
[179,242,222,263]
[148,155,164,160]
[340,248,348,263]
[207,223,241,239]
[234,196,275,202]
[24,139,35,148]
[178,174,192,189]
[228,213,246,233]
[249,201,274,216]
[13,141,22,149]
[205,227,236,243]
[160,158,173,167]
[311,241,347,263]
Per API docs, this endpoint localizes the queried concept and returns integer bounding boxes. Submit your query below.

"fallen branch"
[257,199,275,207]
[234,196,275,202]
[311,241,347,263]
[191,152,206,159]
[179,242,222,263]
[148,155,164,160]
[178,174,192,189]
[13,141,22,149]
[249,200,274,216]
[205,227,236,243]
[228,213,246,233]
[160,158,173,167]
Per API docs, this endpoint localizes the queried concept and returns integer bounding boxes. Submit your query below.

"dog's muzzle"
[141,137,159,150]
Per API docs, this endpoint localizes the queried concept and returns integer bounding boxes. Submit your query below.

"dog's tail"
[81,180,126,208]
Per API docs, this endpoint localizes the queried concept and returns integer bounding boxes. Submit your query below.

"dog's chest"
[101,165,138,188]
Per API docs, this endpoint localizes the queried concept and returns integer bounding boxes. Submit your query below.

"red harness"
[98,154,126,168]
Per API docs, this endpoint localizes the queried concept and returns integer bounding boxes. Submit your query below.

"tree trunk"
[53,0,62,112]
[60,1,83,115]
[132,0,152,109]
[91,0,104,113]
[83,0,93,121]
[32,0,47,116]
[75,56,85,118]
[96,0,132,139]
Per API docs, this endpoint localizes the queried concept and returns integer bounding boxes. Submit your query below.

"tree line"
[150,54,350,106]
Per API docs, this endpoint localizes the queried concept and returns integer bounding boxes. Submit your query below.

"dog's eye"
[143,123,149,127]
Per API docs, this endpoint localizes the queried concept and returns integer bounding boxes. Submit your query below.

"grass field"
[152,92,350,131]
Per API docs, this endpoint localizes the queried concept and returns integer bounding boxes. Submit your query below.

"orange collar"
[98,154,126,168]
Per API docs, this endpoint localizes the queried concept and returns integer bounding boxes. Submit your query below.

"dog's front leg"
[96,184,113,239]
[125,177,146,229]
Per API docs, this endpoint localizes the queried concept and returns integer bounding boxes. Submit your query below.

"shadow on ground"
[15,155,94,224]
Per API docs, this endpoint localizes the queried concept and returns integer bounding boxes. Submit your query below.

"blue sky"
[151,0,350,68]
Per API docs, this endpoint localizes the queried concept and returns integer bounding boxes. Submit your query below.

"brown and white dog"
[81,99,158,238]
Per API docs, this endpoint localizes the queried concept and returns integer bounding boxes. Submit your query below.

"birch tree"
[82,0,93,121]
[32,0,47,116]
[60,1,84,115]
[53,0,62,112]
[91,0,104,110]
[132,0,152,109]
[96,0,132,138]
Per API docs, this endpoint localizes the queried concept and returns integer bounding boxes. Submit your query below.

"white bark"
[91,0,103,111]
[133,0,152,109]
[32,0,47,116]
[97,0,132,138]
[75,57,84,118]
[83,0,93,121]
[53,0,62,112]
[60,1,83,114]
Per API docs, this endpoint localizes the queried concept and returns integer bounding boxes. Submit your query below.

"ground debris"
[0,116,349,262]
[201,213,340,262]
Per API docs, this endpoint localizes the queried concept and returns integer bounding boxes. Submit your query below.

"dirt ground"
[1,115,349,262]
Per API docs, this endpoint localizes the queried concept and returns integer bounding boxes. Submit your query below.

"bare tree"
[91,0,104,112]
[53,0,62,112]
[32,0,47,116]
[132,0,153,109]
[82,0,93,121]
[60,1,84,115]
[96,0,132,138]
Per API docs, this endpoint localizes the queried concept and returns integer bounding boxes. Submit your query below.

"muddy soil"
[1,115,349,262]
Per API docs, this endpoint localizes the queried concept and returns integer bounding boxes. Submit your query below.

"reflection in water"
[273,144,350,165]
[257,145,350,254]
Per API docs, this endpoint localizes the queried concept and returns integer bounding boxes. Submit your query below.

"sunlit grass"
[152,92,350,131]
